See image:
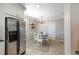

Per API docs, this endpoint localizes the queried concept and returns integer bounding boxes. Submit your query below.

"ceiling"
[21,3,64,20]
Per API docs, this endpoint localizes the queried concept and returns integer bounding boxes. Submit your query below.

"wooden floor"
[26,39,64,55]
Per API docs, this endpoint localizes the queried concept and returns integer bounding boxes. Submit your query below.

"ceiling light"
[36,4,40,8]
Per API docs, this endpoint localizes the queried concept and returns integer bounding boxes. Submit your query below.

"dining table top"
[34,32,48,35]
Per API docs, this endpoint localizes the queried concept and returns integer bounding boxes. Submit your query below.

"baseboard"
[75,51,79,55]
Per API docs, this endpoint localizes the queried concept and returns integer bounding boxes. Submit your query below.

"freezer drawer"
[0,40,4,55]
[7,42,17,55]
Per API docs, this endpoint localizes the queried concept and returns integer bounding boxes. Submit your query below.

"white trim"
[17,3,26,10]
[64,3,71,55]
[5,13,24,20]
[45,17,64,21]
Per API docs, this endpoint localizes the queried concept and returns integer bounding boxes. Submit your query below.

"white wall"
[25,16,64,42]
[55,20,64,41]
[25,3,64,19]
[26,19,34,46]
[0,4,5,55]
[48,21,55,40]
[25,16,38,46]
[37,23,48,33]
[25,3,64,41]
[36,19,64,40]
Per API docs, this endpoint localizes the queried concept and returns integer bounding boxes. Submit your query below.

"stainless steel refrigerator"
[5,17,26,55]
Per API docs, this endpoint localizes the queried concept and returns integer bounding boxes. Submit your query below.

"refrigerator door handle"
[0,40,4,42]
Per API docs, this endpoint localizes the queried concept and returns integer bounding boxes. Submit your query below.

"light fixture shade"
[40,16,44,24]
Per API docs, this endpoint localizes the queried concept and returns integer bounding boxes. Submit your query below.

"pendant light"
[40,16,43,24]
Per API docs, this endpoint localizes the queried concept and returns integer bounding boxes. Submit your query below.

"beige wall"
[71,3,79,54]
[64,3,79,55]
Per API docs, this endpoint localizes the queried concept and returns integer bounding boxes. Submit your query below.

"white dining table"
[34,32,48,46]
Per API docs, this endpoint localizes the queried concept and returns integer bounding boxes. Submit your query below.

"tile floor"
[26,39,64,55]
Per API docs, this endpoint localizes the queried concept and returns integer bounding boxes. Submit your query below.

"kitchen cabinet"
[17,6,24,18]
[0,40,5,55]
[3,4,25,19]
[5,4,18,17]
[0,3,25,55]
